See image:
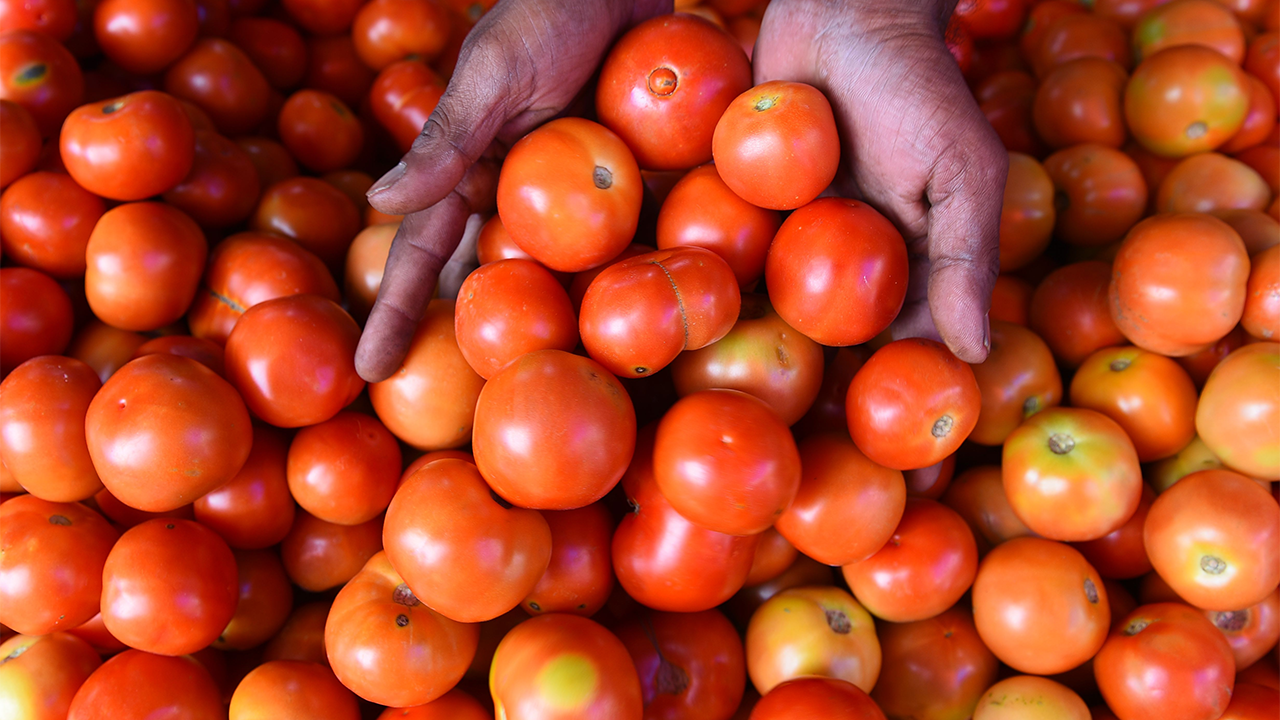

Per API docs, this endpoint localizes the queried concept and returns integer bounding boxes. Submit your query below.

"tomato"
[596,14,751,171]
[871,606,998,720]
[324,551,478,707]
[287,411,400,527]
[262,601,330,666]
[745,586,880,695]
[1076,350,1198,463]
[615,608,746,720]
[85,354,252,512]
[161,133,261,230]
[92,485,195,529]
[368,58,444,153]
[1032,58,1128,150]
[940,465,1035,555]
[977,69,1043,155]
[1196,343,1280,479]
[954,0,1026,40]
[841,498,979,623]
[973,676,1089,720]
[522,502,614,617]
[0,632,101,720]
[281,0,360,34]
[0,0,76,39]
[1205,589,1280,670]
[490,614,643,720]
[66,651,224,720]
[250,177,361,273]
[93,0,197,74]
[224,294,364,428]
[669,294,824,426]
[280,509,383,592]
[1110,213,1249,356]
[1031,13,1131,77]
[351,0,449,71]
[0,100,39,186]
[1072,484,1156,580]
[276,89,362,174]
[0,29,84,136]
[163,38,270,137]
[61,90,194,201]
[1243,244,1279,341]
[0,356,101,501]
[1028,261,1126,367]
[497,117,642,272]
[0,268,73,375]
[101,518,238,655]
[750,677,885,720]
[744,528,799,586]
[1145,469,1280,611]
[846,339,981,471]
[454,258,579,379]
[1125,45,1249,158]
[84,202,206,332]
[193,424,295,549]
[0,171,103,277]
[769,199,908,345]
[472,349,635,510]
[375,689,491,720]
[344,222,396,322]
[1094,603,1235,720]
[322,169,374,220]
[1220,76,1278,154]
[133,334,225,377]
[188,232,341,346]
[725,554,835,627]
[1043,144,1147,247]
[1218,683,1280,720]
[1133,0,1245,64]
[216,548,293,650]
[613,427,759,612]
[1158,153,1271,215]
[1214,209,1279,257]
[972,537,1110,675]
[654,389,800,536]
[998,152,1055,271]
[712,81,838,210]
[238,136,299,190]
[968,320,1061,446]
[229,661,359,720]
[226,17,306,90]
[989,274,1033,326]
[1245,32,1279,114]
[0,496,116,635]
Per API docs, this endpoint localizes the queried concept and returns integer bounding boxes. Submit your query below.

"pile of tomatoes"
[1,0,1280,717]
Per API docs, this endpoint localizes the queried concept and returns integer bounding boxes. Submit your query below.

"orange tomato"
[1124,45,1249,158]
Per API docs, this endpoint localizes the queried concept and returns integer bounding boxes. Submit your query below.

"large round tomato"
[0,632,101,720]
[0,356,101,501]
[66,651,224,720]
[998,152,1055,271]
[750,677,885,720]
[193,424,295,550]
[60,90,195,201]
[614,608,746,720]
[350,0,450,70]
[216,548,293,651]
[277,89,362,173]
[522,502,614,617]
[0,267,73,375]
[1069,345,1198,462]
[0,29,84,136]
[1028,260,1127,367]
[0,171,103,278]
[1042,143,1147,247]
[1031,58,1128,149]
[1125,45,1248,157]
[745,586,881,695]
[280,509,383,593]
[871,606,998,720]
[1196,342,1280,479]
[163,38,270,136]
[229,660,359,720]
[287,411,401,527]
[92,0,198,75]
[250,177,361,273]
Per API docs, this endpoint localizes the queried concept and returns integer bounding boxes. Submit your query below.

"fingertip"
[355,307,413,384]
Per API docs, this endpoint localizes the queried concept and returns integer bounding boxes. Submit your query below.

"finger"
[438,212,484,300]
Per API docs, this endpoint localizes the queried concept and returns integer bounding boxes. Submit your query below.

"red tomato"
[745,586,881,695]
[654,389,800,536]
[368,58,444,153]
[998,152,1055,271]
[1125,45,1249,158]
[750,677,885,720]
[712,80,839,210]
[522,502,614,617]
[1196,342,1280,479]
[216,548,293,651]
[1031,13,1131,77]
[250,177,361,273]
[325,551,478,707]
[66,651,224,720]
[0,0,77,39]
[280,509,383,593]
[940,465,1035,555]
[0,267,73,375]
[490,614,643,720]
[0,29,84,136]
[1042,144,1148,247]
[238,136,300,190]
[1219,75,1278,155]
[0,496,117,635]
[281,0,361,35]
[374,689,490,720]
[350,0,450,70]
[472,349,635,510]
[968,320,1062,447]
[277,89,362,173]
[193,424,295,550]
[1069,346,1198,462]
[1218,683,1280,720]
[1072,484,1156,580]
[596,13,751,171]
[1133,0,1244,64]
[1028,260,1127,367]
[287,411,400,527]
[0,171,104,278]
[164,38,270,136]
[226,17,306,90]
[1205,589,1280,671]
[0,99,40,186]
[0,356,101,501]
[615,609,746,720]
[85,353,253,512]
[842,498,979,623]
[497,117,643,272]
[223,294,365,428]
[765,198,908,347]
[60,90,194,201]
[1031,58,1128,150]
[132,335,223,377]
[871,606,999,720]
[161,131,261,229]
[1243,245,1279,340]
[101,518,239,655]
[846,339,981,471]
[93,0,198,74]
[229,660,359,720]
[0,632,101,720]
[262,601,331,666]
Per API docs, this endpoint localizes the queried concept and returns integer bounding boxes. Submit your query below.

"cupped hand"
[754,0,1008,364]
[357,0,671,382]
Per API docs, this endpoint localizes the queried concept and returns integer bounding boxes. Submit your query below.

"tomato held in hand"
[745,586,881,695]
[85,353,253,512]
[60,90,194,201]
[1196,342,1280,480]
[596,13,751,171]
[66,651,224,720]
[0,356,102,502]
[615,609,746,720]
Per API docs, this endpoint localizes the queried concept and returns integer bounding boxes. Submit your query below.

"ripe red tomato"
[750,677,886,720]
[1069,346,1198,462]
[1125,45,1249,157]
[93,0,198,74]
[0,171,104,278]
[615,608,746,719]
[1133,0,1244,64]
[998,152,1055,271]
[350,0,450,71]
[712,80,839,210]
[250,177,361,273]
[368,58,445,153]
[60,90,194,201]
[373,689,490,720]
[1028,260,1126,367]
[472,349,636,510]
[968,320,1062,446]
[1042,143,1148,247]
[324,551,478,707]
[1243,245,1279,340]
[940,465,1035,554]
[1031,13,1130,77]
[163,38,270,136]
[0,99,40,186]
[101,518,239,655]
[765,198,908,347]
[0,356,101,502]
[216,548,293,651]
[287,411,400,527]
[66,650,224,720]
[497,117,642,272]
[281,0,361,35]
[1204,589,1280,671]
[229,660,359,720]
[193,424,295,550]
[596,13,751,171]
[522,502,614,617]
[224,294,365,428]
[0,29,84,136]
[277,89,362,173]
[161,130,261,229]
[745,586,881,695]
[1196,342,1280,480]
[85,353,253,512]
[280,509,383,593]
[847,339,980,471]
[226,17,306,90]
[0,267,73,376]
[871,606,999,720]
[1072,484,1156,580]
[1032,58,1128,150]
[0,632,101,720]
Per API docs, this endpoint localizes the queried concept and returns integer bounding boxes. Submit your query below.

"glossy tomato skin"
[161,130,260,229]
[0,171,103,277]
[344,222,396,322]
[1069,346,1198,462]
[497,117,642,272]
[350,0,450,71]
[1028,261,1127,367]
[384,459,552,623]
[228,660,359,720]
[101,518,238,656]
[1196,343,1280,479]
[226,17,306,90]
[1145,469,1280,611]
[163,38,270,135]
[596,13,751,171]
[871,606,999,720]
[1125,45,1248,157]
[1094,603,1235,720]
[1132,0,1244,65]
[749,677,885,720]
[374,689,491,720]
[368,58,444,153]
[287,411,401,526]
[847,339,981,471]
[521,502,614,617]
[85,202,207,332]
[1042,144,1147,247]
[0,267,73,375]
[615,608,746,720]
[0,632,102,720]
[0,29,84,136]
[1031,13,1131,78]
[1243,244,1279,340]
[972,537,1110,675]
[1157,153,1271,215]
[66,650,224,720]
[85,353,253,512]
[325,551,478,707]
[490,613,642,720]
[280,509,383,592]
[277,89,362,173]
[473,349,635,510]
[998,152,1055,271]
[216,548,293,651]
[0,99,40,186]
[194,424,294,549]
[0,356,101,501]
[224,294,364,428]
[0,496,117,635]
[93,0,197,74]
[745,586,881,695]
[1032,58,1128,150]
[765,198,908,347]
[250,177,361,273]
[1072,484,1156,580]
[654,389,800,536]
[281,0,361,35]
[60,90,194,201]
[712,80,839,210]
[968,320,1062,446]
[1205,589,1280,671]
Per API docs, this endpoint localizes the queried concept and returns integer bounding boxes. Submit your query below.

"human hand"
[356,0,671,382]
[753,0,1008,364]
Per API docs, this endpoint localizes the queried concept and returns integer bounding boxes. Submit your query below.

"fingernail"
[982,313,991,351]
[368,162,406,197]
